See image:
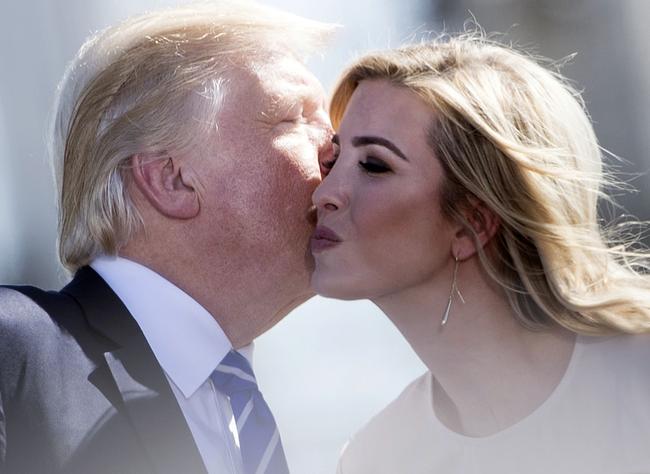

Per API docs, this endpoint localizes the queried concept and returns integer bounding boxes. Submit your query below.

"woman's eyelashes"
[359,157,391,174]
[320,153,392,177]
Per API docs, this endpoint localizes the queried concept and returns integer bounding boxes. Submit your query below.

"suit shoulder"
[0,286,74,332]
[0,286,89,394]
[0,286,45,333]
[0,286,85,357]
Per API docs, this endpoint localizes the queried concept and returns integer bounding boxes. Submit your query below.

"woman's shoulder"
[577,332,650,366]
[564,333,650,415]
[337,372,437,474]
[356,370,435,432]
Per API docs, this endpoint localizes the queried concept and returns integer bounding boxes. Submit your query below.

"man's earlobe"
[130,153,200,219]
[451,200,500,260]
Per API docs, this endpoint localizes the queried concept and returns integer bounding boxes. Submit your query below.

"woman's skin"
[311,79,576,437]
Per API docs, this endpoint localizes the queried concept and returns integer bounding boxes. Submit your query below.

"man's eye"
[359,159,390,174]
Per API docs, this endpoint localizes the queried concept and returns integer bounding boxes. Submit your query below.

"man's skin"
[122,54,333,348]
[0,35,334,473]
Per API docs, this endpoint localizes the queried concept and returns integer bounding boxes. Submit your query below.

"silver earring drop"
[441,256,465,327]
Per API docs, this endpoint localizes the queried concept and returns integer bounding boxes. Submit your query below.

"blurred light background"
[1,1,648,473]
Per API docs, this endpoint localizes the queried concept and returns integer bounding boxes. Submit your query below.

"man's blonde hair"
[52,1,335,272]
[331,35,650,335]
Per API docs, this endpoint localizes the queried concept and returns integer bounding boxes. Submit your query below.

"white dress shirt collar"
[90,255,254,398]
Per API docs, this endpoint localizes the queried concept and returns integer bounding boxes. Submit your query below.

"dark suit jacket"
[0,267,208,474]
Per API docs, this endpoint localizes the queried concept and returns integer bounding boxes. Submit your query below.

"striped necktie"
[211,350,290,474]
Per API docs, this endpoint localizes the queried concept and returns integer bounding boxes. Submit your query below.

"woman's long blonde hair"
[330,35,650,335]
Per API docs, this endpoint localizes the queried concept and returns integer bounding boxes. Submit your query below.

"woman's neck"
[372,256,576,437]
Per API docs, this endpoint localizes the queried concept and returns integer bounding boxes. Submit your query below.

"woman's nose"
[312,166,347,213]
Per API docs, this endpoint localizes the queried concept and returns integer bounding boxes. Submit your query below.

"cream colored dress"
[338,335,650,474]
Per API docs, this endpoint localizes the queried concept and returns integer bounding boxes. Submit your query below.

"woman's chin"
[310,273,364,300]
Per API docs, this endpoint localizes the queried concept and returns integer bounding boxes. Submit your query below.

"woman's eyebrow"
[351,135,409,161]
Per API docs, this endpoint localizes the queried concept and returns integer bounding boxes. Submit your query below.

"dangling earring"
[441,255,465,327]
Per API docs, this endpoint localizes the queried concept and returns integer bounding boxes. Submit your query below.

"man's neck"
[119,249,313,348]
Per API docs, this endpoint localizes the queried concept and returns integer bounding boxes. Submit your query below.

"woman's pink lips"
[310,226,342,253]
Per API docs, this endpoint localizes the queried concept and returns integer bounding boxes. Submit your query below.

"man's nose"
[310,121,334,171]
[314,122,334,149]
[309,108,333,145]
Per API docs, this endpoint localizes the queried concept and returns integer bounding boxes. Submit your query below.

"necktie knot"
[212,350,258,395]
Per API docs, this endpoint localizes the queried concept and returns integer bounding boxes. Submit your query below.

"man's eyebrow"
[351,135,409,161]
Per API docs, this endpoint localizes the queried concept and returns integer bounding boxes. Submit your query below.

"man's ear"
[451,198,500,260]
[129,153,200,219]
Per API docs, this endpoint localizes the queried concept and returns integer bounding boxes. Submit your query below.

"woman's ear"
[451,198,500,260]
[129,153,200,219]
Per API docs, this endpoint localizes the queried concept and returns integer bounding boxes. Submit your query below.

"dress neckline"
[425,333,582,442]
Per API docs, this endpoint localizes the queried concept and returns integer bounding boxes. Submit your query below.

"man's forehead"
[224,55,325,115]
[254,56,321,94]
[263,79,323,107]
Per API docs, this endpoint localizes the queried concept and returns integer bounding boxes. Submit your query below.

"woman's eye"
[359,159,391,174]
